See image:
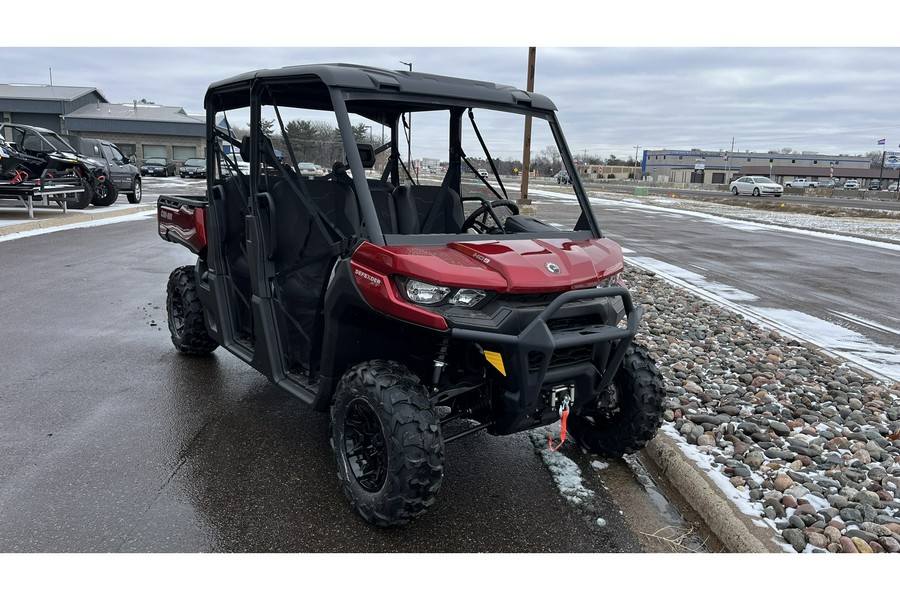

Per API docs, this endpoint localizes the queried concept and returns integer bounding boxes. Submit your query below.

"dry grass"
[640,525,714,553]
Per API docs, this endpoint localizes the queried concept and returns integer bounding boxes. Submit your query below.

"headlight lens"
[597,273,623,288]
[405,279,451,305]
[449,288,487,308]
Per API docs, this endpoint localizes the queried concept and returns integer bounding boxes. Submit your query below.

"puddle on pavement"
[623,454,712,553]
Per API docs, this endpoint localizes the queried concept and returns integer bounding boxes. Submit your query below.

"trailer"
[0,177,86,218]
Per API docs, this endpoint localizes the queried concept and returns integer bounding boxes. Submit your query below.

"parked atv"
[1,123,110,209]
[157,64,665,527]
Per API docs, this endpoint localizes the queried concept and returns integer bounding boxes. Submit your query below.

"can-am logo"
[354,269,382,286]
[545,262,561,274]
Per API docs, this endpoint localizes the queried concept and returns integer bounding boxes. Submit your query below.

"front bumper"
[449,286,641,434]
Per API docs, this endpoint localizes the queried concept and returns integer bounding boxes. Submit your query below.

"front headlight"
[597,273,623,288]
[449,288,487,307]
[405,279,451,305]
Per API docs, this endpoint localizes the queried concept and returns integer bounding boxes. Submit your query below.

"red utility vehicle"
[158,64,665,526]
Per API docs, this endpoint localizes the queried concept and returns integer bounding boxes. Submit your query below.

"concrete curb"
[0,203,155,236]
[643,434,786,553]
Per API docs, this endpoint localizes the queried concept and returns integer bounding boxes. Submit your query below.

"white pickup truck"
[784,178,818,188]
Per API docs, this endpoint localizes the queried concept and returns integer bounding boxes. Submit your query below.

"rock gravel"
[627,263,900,553]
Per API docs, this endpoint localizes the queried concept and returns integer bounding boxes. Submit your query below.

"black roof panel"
[205,63,557,113]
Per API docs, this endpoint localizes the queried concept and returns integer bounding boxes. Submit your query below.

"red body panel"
[350,238,624,329]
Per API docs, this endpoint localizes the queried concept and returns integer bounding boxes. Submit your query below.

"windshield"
[146,158,166,165]
[752,177,775,184]
[184,158,204,166]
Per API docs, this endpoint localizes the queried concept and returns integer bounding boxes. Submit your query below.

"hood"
[352,237,624,294]
[446,239,623,292]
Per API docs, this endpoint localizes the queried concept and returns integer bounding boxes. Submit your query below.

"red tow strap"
[548,408,569,452]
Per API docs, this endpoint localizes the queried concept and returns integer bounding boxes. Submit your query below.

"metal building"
[642,148,873,185]
[0,84,107,131]
[1,84,205,165]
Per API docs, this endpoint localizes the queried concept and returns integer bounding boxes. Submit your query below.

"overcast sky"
[4,3,900,161]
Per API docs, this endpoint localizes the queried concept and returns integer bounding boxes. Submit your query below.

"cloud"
[2,45,898,159]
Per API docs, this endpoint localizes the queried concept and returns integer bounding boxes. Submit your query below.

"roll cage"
[203,63,603,246]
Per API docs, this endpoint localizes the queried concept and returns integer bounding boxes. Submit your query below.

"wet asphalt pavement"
[0,215,649,552]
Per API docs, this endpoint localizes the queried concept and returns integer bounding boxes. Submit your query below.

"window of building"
[814,160,818,164]
[791,159,796,163]
[711,172,725,184]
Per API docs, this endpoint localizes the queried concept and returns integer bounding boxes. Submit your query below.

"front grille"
[528,345,593,373]
[548,314,602,332]
[496,292,561,306]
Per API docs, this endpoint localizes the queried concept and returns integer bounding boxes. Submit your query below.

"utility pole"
[520,47,536,214]
[727,137,734,184]
[399,60,413,177]
[633,145,640,180]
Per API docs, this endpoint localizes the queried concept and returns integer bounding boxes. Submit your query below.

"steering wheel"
[461,199,520,234]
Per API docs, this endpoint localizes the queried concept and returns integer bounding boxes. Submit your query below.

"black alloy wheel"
[91,178,118,206]
[331,360,444,527]
[342,399,388,493]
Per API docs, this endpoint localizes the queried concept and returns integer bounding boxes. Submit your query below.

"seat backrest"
[411,185,464,234]
[268,177,359,274]
[269,179,328,275]
[370,188,398,235]
[303,178,360,237]
[390,184,422,235]
[215,176,249,258]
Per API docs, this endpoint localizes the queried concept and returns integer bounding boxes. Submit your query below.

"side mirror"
[121,156,130,164]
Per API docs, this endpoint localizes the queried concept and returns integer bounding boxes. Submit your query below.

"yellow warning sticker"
[484,350,506,376]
